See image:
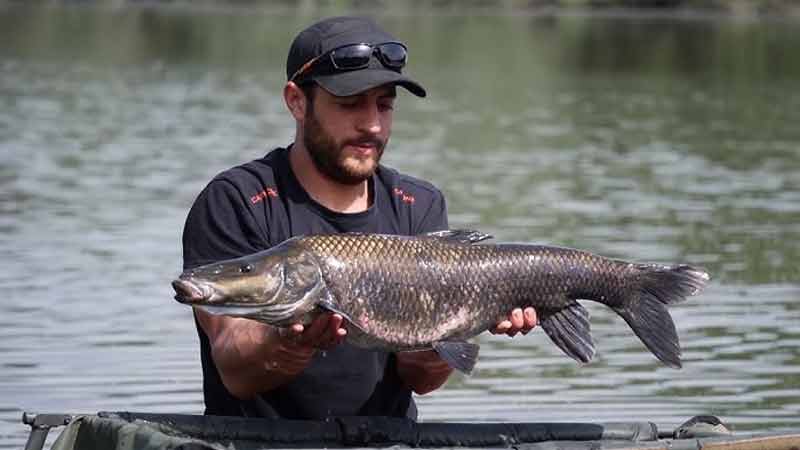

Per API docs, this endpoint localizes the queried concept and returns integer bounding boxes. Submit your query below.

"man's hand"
[269,313,348,373]
[281,312,348,350]
[397,307,538,395]
[490,307,537,337]
[197,309,348,399]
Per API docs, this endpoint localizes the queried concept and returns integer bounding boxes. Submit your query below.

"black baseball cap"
[286,16,426,98]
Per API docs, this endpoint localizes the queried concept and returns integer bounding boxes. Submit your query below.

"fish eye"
[239,264,253,274]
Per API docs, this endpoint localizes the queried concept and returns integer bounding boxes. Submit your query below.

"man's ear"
[284,82,308,121]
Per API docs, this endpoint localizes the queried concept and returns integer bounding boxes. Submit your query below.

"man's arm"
[196,310,345,399]
[396,189,454,393]
[183,179,346,399]
[397,190,538,394]
[395,307,538,394]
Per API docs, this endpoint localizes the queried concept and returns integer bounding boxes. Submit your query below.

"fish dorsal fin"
[432,341,480,374]
[422,229,493,245]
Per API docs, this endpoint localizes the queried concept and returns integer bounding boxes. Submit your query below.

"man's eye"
[379,103,394,111]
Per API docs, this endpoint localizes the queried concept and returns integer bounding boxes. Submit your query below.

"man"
[181,16,537,420]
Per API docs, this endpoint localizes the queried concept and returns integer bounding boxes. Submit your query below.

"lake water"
[1,4,799,448]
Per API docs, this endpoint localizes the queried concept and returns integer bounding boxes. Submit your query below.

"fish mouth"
[194,304,271,317]
[172,279,274,317]
[172,279,216,304]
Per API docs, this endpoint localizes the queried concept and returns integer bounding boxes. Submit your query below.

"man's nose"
[357,103,382,134]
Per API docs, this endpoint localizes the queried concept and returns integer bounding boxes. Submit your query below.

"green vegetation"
[2,0,800,18]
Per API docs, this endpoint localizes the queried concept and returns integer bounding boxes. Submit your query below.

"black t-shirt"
[181,146,448,419]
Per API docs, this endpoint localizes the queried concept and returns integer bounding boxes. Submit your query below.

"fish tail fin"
[613,264,710,368]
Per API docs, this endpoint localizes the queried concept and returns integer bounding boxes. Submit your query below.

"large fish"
[172,230,709,373]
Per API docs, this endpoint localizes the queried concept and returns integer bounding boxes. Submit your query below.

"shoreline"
[2,1,800,20]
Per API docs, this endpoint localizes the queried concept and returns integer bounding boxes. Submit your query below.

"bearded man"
[181,16,537,419]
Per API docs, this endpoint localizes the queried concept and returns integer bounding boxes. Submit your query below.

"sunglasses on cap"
[290,42,408,83]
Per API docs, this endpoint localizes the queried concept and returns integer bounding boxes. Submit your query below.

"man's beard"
[302,109,386,186]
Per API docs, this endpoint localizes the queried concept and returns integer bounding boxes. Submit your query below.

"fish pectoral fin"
[317,292,357,324]
[432,341,480,374]
[539,302,596,364]
[421,229,493,245]
[317,295,339,314]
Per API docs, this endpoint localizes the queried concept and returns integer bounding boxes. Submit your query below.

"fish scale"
[173,230,710,373]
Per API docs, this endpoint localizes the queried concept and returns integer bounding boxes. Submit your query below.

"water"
[2,4,800,448]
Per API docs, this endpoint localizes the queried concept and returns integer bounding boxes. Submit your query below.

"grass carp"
[172,230,709,373]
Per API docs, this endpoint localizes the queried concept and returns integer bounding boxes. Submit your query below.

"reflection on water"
[1,5,799,448]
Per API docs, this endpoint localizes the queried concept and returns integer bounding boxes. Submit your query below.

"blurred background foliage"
[2,0,800,17]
